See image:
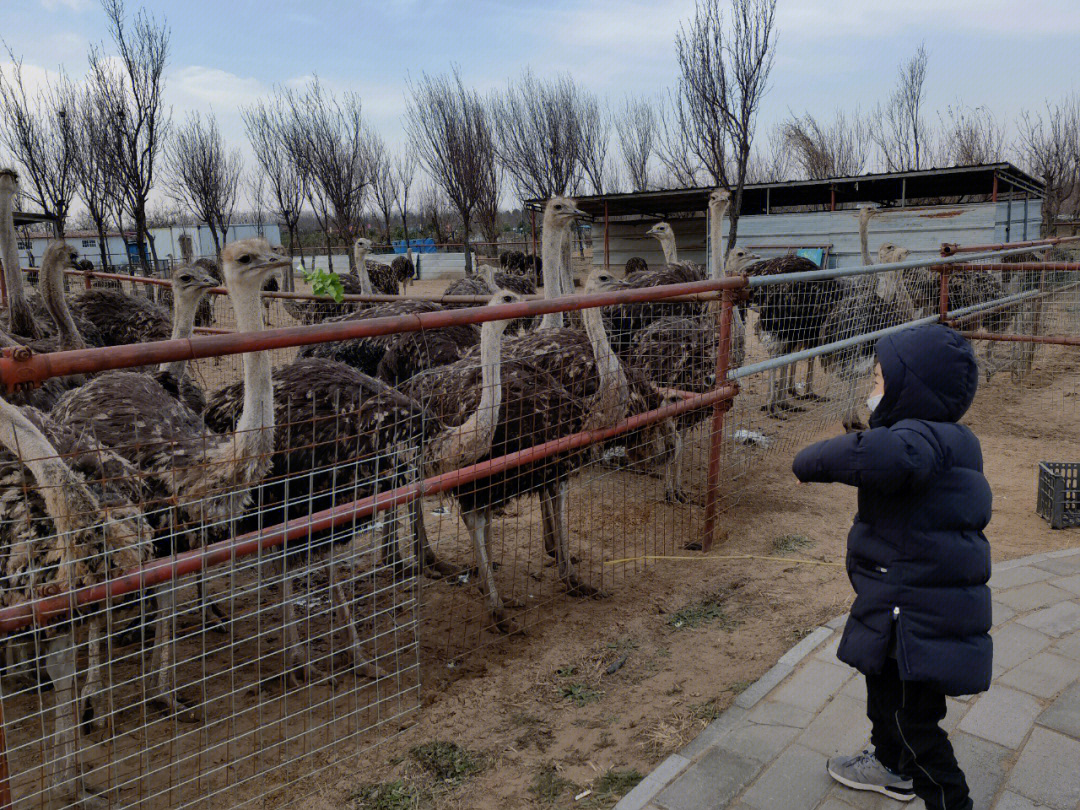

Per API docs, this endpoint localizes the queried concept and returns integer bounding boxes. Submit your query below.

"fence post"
[938,267,950,323]
[703,287,735,550]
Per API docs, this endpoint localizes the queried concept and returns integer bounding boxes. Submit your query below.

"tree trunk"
[462,212,472,274]
[95,220,109,269]
[52,217,64,240]
[325,231,334,273]
[209,226,221,256]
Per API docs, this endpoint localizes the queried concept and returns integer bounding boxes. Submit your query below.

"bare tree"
[0,54,78,237]
[782,109,871,180]
[491,69,588,198]
[248,170,267,237]
[578,93,610,194]
[938,104,1004,167]
[165,112,241,253]
[406,67,496,272]
[418,183,452,245]
[476,159,503,250]
[673,0,777,244]
[615,96,657,192]
[283,78,376,272]
[1017,97,1080,235]
[242,93,308,284]
[871,45,932,172]
[745,126,791,183]
[394,147,418,250]
[71,86,123,267]
[369,137,397,244]
[88,0,171,271]
[656,91,703,187]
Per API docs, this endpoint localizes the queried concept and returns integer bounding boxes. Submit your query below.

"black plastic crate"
[1037,462,1080,529]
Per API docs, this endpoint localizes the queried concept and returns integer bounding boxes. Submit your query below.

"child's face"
[871,363,885,399]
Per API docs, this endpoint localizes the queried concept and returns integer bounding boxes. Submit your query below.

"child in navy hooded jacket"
[793,324,991,810]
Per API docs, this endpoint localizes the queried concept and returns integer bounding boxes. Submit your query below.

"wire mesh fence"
[0,235,1076,809]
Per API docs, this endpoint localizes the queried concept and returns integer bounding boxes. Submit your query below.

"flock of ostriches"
[0,164,1014,808]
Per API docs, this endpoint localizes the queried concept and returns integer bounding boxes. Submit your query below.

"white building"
[16,222,282,270]
[557,163,1045,270]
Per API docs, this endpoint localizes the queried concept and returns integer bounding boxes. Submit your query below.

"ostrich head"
[878,243,910,264]
[646,221,674,240]
[708,188,731,211]
[858,205,879,227]
[725,246,760,276]
[624,256,647,275]
[220,238,288,295]
[544,196,586,228]
[173,262,219,293]
[584,268,622,293]
[485,289,523,336]
[354,237,373,254]
[42,241,81,274]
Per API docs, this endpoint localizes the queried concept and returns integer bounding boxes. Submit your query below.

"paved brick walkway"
[616,548,1080,810]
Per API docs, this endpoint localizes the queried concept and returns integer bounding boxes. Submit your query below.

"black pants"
[866,657,973,810]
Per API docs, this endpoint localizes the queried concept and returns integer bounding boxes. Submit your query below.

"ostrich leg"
[838,362,865,432]
[79,617,106,732]
[461,508,514,632]
[45,632,106,810]
[149,583,200,722]
[281,571,321,688]
[664,428,689,504]
[330,580,389,681]
[549,482,605,597]
[411,495,457,578]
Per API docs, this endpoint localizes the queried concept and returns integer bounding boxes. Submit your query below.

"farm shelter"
[572,163,1044,270]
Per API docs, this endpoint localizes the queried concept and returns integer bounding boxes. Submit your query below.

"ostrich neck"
[41,259,85,351]
[159,290,203,379]
[355,247,373,295]
[0,396,91,540]
[230,281,274,456]
[0,177,39,339]
[859,216,872,267]
[431,320,503,473]
[540,220,567,329]
[582,304,628,428]
[708,203,729,280]
[660,233,678,265]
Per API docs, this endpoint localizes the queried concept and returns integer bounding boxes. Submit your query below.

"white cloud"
[171,65,267,110]
[39,0,91,11]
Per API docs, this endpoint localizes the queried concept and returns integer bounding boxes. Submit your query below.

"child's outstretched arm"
[792,425,944,493]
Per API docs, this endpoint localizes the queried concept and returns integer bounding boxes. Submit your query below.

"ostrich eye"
[179,275,191,282]
[239,254,251,264]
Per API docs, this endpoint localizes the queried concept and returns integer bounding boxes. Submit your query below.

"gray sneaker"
[827,749,915,802]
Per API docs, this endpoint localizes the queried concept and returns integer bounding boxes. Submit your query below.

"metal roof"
[12,211,56,228]
[535,163,1044,219]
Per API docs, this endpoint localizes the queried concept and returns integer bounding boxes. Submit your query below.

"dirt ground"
[251,339,1078,807]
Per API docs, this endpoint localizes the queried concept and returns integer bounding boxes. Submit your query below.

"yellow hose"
[603,554,844,568]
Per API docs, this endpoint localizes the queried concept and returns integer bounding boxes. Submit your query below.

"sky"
[3,0,1080,209]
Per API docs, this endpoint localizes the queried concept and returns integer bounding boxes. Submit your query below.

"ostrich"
[624,257,648,275]
[740,249,843,416]
[857,205,917,321]
[391,254,415,290]
[444,265,537,334]
[51,238,285,710]
[69,282,174,346]
[374,324,481,387]
[0,395,150,808]
[155,261,225,412]
[0,168,41,339]
[646,221,681,265]
[202,356,432,683]
[354,237,400,296]
[402,290,594,630]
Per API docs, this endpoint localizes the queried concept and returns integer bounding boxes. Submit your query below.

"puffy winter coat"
[792,324,992,696]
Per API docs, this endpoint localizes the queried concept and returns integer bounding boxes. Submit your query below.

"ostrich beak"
[646,224,662,236]
[569,206,590,221]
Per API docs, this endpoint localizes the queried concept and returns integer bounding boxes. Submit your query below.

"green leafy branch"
[302,268,345,303]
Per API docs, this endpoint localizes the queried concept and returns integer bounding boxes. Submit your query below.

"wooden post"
[830,186,836,212]
[991,172,998,202]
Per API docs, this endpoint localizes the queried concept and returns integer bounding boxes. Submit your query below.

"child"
[792,324,992,810]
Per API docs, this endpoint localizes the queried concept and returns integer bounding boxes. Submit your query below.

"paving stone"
[679,706,747,760]
[734,663,792,710]
[998,652,1078,699]
[989,622,1052,673]
[1051,573,1080,596]
[816,800,858,810]
[826,613,848,630]
[951,732,1012,810]
[769,659,853,715]
[1051,629,1080,662]
[740,744,832,810]
[1015,600,1080,637]
[991,600,1016,626]
[716,719,800,763]
[798,694,872,756]
[942,697,970,733]
[840,674,867,703]
[958,685,1043,748]
[617,754,691,810]
[988,564,1054,590]
[814,634,842,663]
[653,747,757,810]
[993,581,1071,612]
[778,626,833,666]
[993,791,1043,809]
[1037,680,1080,740]
[1033,553,1080,576]
[745,699,815,729]
[1006,726,1080,809]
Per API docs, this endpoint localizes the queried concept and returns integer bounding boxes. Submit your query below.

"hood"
[869,324,978,428]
